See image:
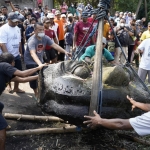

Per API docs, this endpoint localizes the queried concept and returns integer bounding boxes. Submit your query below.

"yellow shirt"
[140,30,150,41]
[103,23,110,38]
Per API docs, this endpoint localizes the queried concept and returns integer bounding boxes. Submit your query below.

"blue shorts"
[0,102,7,130]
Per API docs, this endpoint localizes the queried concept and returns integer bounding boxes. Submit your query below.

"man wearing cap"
[79,37,115,65]
[61,14,68,30]
[0,12,25,93]
[126,12,132,25]
[47,13,59,42]
[43,17,58,63]
[73,11,95,59]
[140,22,150,41]
[54,10,65,61]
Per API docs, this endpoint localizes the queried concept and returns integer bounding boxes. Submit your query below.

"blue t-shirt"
[79,45,114,61]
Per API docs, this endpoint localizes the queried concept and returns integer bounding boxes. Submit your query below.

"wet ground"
[1,83,150,150]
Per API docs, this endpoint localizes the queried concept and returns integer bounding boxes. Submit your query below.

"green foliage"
[54,0,150,20]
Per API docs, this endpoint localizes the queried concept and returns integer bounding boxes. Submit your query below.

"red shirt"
[44,29,56,50]
[88,17,98,42]
[88,17,98,27]
[74,21,93,47]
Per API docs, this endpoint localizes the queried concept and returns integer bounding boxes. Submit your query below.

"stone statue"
[38,60,150,126]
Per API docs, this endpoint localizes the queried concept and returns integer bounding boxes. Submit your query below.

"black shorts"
[15,55,22,71]
[26,64,38,89]
[0,102,7,130]
[44,49,57,63]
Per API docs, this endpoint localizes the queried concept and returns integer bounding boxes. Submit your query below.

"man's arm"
[51,43,71,57]
[11,75,38,82]
[0,44,8,53]
[73,33,77,50]
[91,36,95,45]
[30,50,43,65]
[19,42,22,56]
[13,64,46,77]
[53,37,58,45]
[84,110,132,130]
[9,2,17,12]
[127,95,150,112]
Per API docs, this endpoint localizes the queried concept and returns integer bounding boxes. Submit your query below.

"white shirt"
[50,22,59,43]
[0,23,21,57]
[138,38,150,70]
[129,111,150,136]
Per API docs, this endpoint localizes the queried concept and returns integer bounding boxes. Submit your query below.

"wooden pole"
[89,19,104,116]
[6,126,85,136]
[135,0,143,18]
[3,113,64,122]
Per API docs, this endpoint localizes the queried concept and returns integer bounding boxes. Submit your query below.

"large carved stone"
[38,61,150,126]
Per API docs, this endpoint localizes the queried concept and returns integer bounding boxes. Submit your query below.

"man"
[79,37,115,65]
[54,10,65,61]
[114,18,129,64]
[103,19,110,39]
[0,15,6,27]
[84,95,150,136]
[140,22,150,41]
[73,11,95,59]
[126,12,132,25]
[24,22,71,100]
[137,38,150,84]
[25,17,36,41]
[0,12,24,93]
[47,13,59,43]
[43,17,58,63]
[1,6,8,20]
[68,3,76,16]
[0,52,46,150]
[127,19,137,63]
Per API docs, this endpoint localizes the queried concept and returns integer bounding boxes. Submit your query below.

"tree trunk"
[144,0,148,18]
[43,0,53,9]
[135,0,143,18]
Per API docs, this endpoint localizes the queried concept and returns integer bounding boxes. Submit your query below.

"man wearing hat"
[79,37,115,65]
[73,11,95,59]
[54,10,65,61]
[47,13,59,42]
[0,12,24,93]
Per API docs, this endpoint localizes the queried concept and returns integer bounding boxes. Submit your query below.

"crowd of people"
[0,0,150,149]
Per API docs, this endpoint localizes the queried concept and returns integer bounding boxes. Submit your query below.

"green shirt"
[79,45,114,61]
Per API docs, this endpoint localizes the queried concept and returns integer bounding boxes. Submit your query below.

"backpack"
[65,32,73,45]
[117,29,129,46]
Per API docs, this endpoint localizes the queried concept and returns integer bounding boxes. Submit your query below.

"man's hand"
[65,51,72,58]
[72,46,76,52]
[83,110,101,129]
[127,95,136,111]
[38,63,47,70]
